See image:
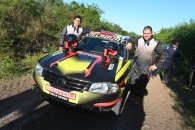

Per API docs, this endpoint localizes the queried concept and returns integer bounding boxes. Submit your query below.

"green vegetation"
[0,0,133,78]
[0,52,48,79]
[155,20,195,65]
[155,20,195,127]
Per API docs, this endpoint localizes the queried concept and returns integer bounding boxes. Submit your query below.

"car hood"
[39,51,118,82]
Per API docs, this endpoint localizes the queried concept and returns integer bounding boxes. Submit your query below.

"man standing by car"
[125,26,167,104]
[59,15,94,50]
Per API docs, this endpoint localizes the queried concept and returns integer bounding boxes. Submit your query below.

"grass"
[21,53,48,71]
[0,45,58,79]
[0,52,49,79]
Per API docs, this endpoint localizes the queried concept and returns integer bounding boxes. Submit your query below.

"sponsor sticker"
[45,84,76,100]
[86,33,121,42]
[78,51,99,58]
[108,63,114,70]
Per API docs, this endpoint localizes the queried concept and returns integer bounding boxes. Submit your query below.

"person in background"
[160,40,180,83]
[125,26,167,104]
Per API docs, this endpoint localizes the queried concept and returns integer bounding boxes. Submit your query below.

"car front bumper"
[33,73,123,112]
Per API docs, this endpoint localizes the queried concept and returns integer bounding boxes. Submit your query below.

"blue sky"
[64,0,195,35]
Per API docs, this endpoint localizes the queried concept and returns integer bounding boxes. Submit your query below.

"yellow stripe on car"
[57,57,91,74]
[115,60,131,82]
[116,59,123,73]
[34,74,50,94]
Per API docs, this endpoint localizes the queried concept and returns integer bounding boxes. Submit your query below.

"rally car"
[33,32,134,115]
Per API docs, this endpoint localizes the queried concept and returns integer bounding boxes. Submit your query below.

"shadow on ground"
[0,89,145,130]
[166,76,195,128]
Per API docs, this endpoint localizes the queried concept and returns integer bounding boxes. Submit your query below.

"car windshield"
[78,36,125,57]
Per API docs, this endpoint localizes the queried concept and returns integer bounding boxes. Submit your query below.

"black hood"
[39,51,118,83]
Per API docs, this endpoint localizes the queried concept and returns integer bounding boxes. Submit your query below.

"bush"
[0,56,22,79]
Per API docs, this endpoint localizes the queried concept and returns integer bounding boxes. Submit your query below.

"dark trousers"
[128,64,149,98]
[160,67,172,82]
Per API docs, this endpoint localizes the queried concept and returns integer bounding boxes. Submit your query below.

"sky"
[63,0,195,35]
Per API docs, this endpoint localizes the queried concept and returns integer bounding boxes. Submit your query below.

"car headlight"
[35,63,43,76]
[88,82,119,94]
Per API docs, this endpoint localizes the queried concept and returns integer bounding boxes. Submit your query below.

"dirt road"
[0,75,193,130]
[142,76,192,130]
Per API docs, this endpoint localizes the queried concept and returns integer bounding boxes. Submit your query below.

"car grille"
[43,69,90,91]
